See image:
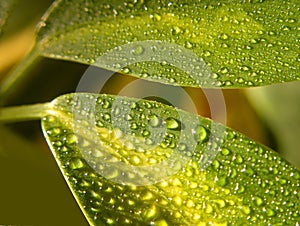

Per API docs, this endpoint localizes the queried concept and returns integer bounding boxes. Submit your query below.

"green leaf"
[41,93,300,225]
[36,0,299,88]
[246,81,300,169]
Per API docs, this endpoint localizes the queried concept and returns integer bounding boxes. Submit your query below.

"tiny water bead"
[165,117,181,130]
[148,114,161,127]
[194,125,208,143]
[131,44,145,56]
[41,93,300,225]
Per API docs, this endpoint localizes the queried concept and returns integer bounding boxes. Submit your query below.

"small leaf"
[42,93,300,225]
[36,0,299,87]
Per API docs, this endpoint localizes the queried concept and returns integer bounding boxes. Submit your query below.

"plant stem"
[0,102,51,123]
[0,47,40,105]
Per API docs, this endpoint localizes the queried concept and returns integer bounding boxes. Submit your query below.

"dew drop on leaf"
[165,117,181,130]
[132,44,145,56]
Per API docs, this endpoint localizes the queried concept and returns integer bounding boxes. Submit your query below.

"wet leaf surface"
[42,93,300,225]
[36,0,300,88]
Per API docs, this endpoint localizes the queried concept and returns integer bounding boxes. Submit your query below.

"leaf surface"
[42,93,300,225]
[36,0,300,88]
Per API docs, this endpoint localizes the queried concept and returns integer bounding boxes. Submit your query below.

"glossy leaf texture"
[36,0,300,88]
[42,93,300,225]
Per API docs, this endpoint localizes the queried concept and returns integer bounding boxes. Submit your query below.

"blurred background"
[0,0,299,225]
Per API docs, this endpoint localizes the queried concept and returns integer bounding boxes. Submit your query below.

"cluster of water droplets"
[38,0,299,88]
[41,93,300,225]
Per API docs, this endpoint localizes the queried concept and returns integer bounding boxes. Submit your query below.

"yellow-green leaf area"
[42,93,300,225]
[37,0,299,88]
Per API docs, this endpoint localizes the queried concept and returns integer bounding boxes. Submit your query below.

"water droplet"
[230,168,237,178]
[186,199,195,208]
[280,178,287,185]
[220,67,229,74]
[66,134,78,145]
[102,99,111,109]
[142,72,150,78]
[144,205,159,219]
[54,141,63,147]
[172,196,182,206]
[212,160,220,170]
[70,158,84,169]
[142,129,150,137]
[152,219,168,226]
[166,117,181,130]
[237,77,245,84]
[221,148,231,156]
[219,33,229,40]
[152,13,161,21]
[250,38,259,44]
[141,191,154,201]
[203,50,212,57]
[132,45,145,55]
[172,26,181,35]
[205,204,213,213]
[123,67,131,74]
[241,206,251,215]
[184,41,193,49]
[106,218,114,224]
[224,80,233,86]
[241,65,251,71]
[189,181,198,189]
[236,184,245,194]
[148,114,160,127]
[194,126,208,143]
[103,113,111,121]
[286,18,296,23]
[169,78,176,83]
[268,31,276,36]
[172,178,183,187]
[246,166,255,176]
[79,179,91,188]
[254,196,264,206]
[235,155,244,164]
[266,208,275,217]
[130,155,141,165]
[215,199,226,208]
[217,176,227,187]
[178,143,187,151]
[130,122,138,130]
[47,127,62,137]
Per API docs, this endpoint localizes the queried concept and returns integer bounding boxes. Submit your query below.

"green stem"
[0,102,51,123]
[0,47,40,105]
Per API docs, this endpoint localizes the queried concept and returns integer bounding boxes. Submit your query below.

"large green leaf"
[41,93,300,225]
[36,0,299,88]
